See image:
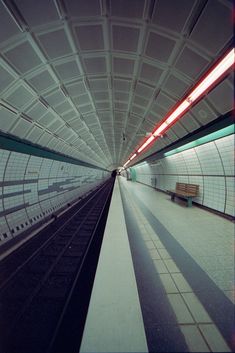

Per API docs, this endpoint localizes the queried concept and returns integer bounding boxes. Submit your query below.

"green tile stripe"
[164,124,234,157]
[0,132,107,171]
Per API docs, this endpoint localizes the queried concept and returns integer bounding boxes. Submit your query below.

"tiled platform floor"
[80,176,234,352]
[120,177,234,303]
[119,176,234,352]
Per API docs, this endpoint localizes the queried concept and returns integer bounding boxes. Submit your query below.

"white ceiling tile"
[38,111,57,127]
[54,100,73,115]
[191,101,217,125]
[190,0,233,55]
[171,123,188,138]
[206,78,233,115]
[175,46,209,79]
[54,60,81,80]
[93,91,109,100]
[14,0,59,27]
[152,0,196,32]
[89,78,109,91]
[151,103,167,117]
[36,131,52,145]
[75,25,104,50]
[110,0,145,18]
[0,64,16,93]
[113,57,135,75]
[155,91,176,110]
[135,82,155,99]
[10,118,32,138]
[163,74,190,98]
[75,93,91,106]
[27,70,56,91]
[4,41,42,74]
[62,110,77,122]
[0,3,21,43]
[48,119,64,132]
[180,113,200,132]
[114,91,129,101]
[65,0,101,17]
[0,106,18,132]
[165,129,178,142]
[65,81,87,96]
[25,125,43,143]
[26,101,47,121]
[5,84,35,109]
[131,104,145,116]
[114,102,128,110]
[37,29,72,59]
[44,90,66,106]
[46,137,60,149]
[83,57,107,74]
[112,25,140,52]
[132,95,149,107]
[95,102,111,110]
[79,104,94,114]
[145,32,176,62]
[69,118,86,130]
[139,62,163,84]
[113,79,132,91]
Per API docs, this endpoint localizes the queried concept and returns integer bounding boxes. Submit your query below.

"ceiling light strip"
[188,49,234,103]
[123,47,234,167]
[137,135,154,153]
[123,160,130,167]
[130,153,137,160]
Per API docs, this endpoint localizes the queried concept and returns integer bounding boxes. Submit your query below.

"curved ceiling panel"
[0,0,233,170]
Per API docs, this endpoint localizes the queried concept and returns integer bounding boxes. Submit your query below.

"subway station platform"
[80,176,234,352]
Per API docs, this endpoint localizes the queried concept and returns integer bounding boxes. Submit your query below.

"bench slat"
[167,182,199,207]
[175,182,199,196]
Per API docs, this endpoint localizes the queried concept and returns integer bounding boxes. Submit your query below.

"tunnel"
[0,1,234,352]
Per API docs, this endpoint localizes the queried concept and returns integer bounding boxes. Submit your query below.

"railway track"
[0,178,114,353]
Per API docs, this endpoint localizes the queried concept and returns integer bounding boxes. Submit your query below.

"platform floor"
[80,176,234,352]
[80,178,148,352]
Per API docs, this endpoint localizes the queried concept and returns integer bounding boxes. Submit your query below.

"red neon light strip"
[137,135,154,153]
[123,48,234,167]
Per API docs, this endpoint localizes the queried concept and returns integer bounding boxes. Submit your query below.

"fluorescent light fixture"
[153,122,168,136]
[130,153,137,160]
[165,99,190,125]
[123,160,130,167]
[188,48,234,103]
[137,135,154,153]
[127,47,234,161]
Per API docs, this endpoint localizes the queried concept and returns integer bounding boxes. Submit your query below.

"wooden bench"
[167,182,199,207]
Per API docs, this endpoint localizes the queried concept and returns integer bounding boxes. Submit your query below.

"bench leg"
[171,194,175,201]
[187,197,192,207]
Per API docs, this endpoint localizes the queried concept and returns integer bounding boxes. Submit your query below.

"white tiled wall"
[133,134,234,216]
[0,149,109,247]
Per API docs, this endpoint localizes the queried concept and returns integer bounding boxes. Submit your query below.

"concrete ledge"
[80,178,148,353]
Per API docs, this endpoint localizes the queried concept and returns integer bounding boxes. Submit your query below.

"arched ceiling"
[0,0,233,170]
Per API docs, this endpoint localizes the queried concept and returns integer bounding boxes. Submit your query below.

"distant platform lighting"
[123,47,234,168]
